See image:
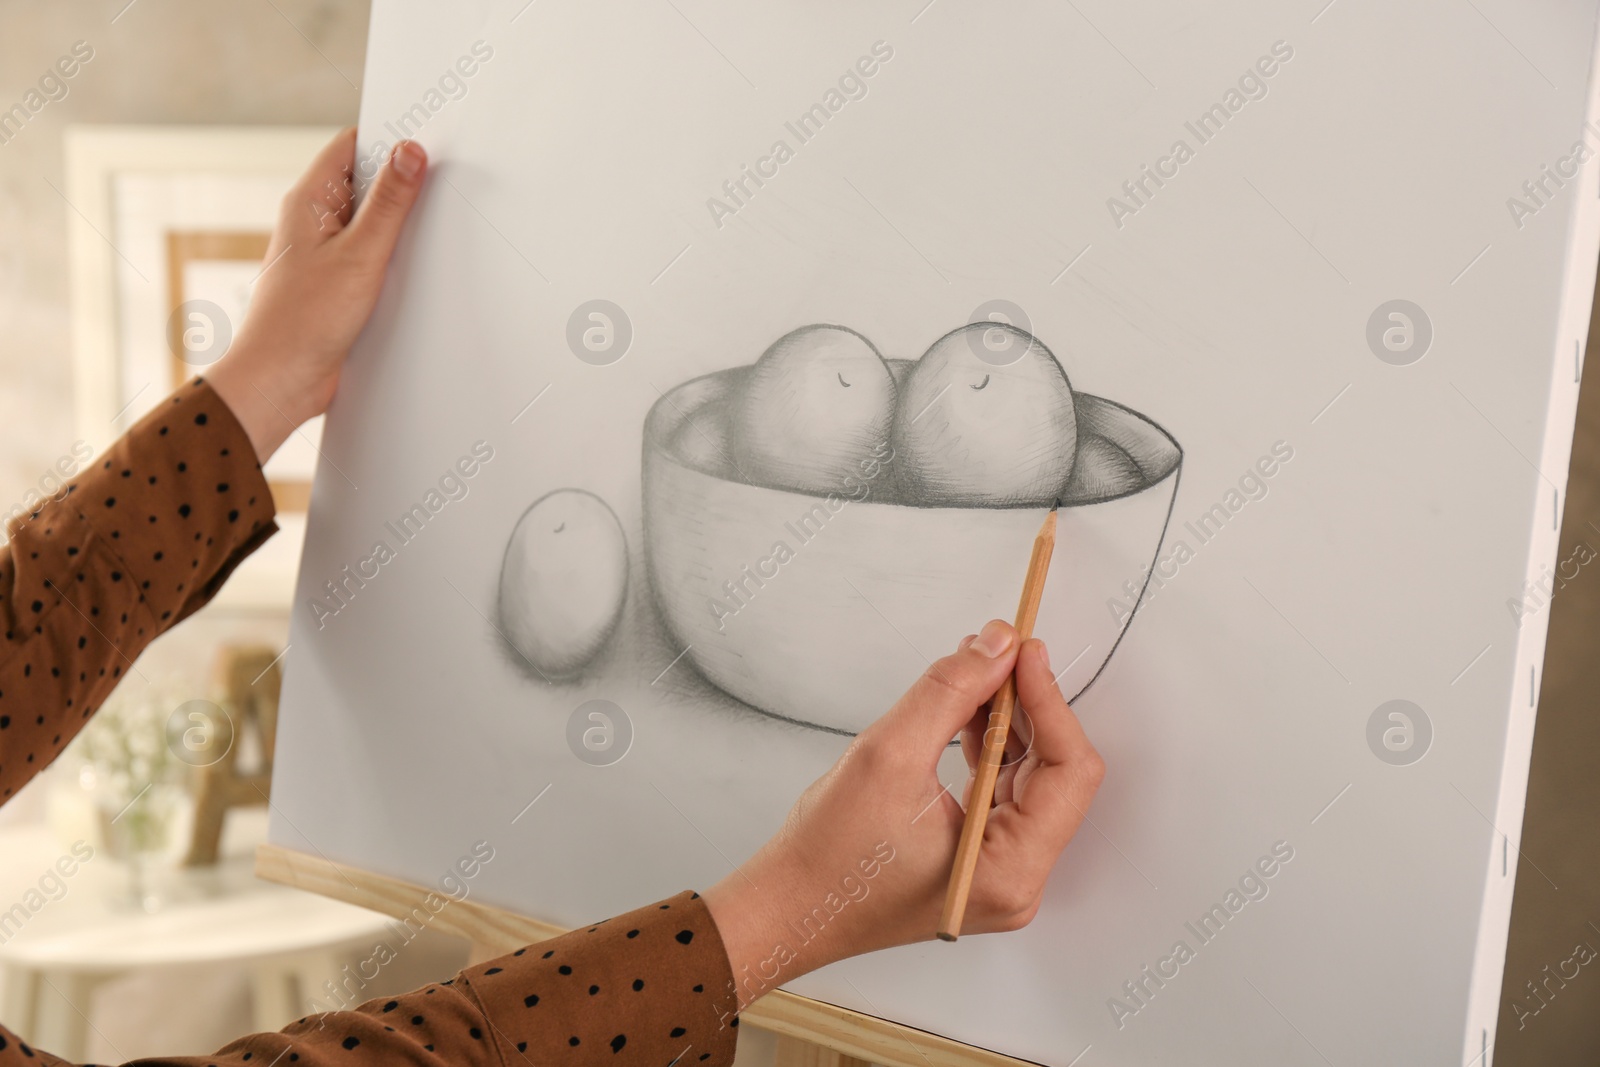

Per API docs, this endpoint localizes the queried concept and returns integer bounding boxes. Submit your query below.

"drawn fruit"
[672,398,733,476]
[891,323,1078,506]
[1062,434,1142,502]
[498,489,628,680]
[728,324,897,494]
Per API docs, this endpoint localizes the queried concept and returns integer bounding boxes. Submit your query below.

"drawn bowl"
[641,364,1182,734]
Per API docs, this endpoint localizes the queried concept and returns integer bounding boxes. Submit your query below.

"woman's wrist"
[206,342,314,464]
[703,819,920,1011]
[703,854,798,1010]
[703,842,848,1010]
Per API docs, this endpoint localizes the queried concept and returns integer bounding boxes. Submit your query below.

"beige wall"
[0,0,368,491]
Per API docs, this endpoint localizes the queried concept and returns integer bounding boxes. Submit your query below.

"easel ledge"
[255,844,1036,1067]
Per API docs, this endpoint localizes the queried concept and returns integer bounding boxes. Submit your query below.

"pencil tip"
[1052,498,1061,512]
[936,931,957,943]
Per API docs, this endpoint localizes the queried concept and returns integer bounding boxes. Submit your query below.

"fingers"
[998,640,1105,848]
[958,704,985,774]
[284,127,359,242]
[956,633,986,774]
[958,644,1035,805]
[991,726,1029,805]
[961,704,1030,805]
[1014,640,1098,770]
[947,643,1102,933]
[864,619,1019,760]
[345,140,428,262]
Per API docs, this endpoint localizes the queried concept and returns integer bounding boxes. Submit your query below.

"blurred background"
[0,2,462,1061]
[0,1,1594,1064]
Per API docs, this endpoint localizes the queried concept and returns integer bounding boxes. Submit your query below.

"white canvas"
[269,2,1600,1062]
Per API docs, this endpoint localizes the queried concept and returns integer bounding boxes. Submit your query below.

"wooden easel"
[255,844,1032,1067]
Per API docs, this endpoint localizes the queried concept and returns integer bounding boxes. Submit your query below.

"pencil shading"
[638,323,1182,734]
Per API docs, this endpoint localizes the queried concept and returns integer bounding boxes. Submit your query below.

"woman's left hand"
[208,129,428,461]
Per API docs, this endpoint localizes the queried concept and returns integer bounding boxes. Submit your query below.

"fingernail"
[970,620,1013,658]
[958,633,977,651]
[392,141,425,180]
[1039,641,1052,673]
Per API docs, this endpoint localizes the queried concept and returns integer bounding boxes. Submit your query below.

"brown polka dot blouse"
[0,379,741,1067]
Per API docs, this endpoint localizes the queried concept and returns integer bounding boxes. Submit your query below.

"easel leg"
[773,1034,874,1067]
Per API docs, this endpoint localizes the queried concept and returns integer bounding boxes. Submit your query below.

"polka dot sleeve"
[0,891,741,1067]
[0,376,277,802]
[447,891,741,1067]
[0,381,746,1067]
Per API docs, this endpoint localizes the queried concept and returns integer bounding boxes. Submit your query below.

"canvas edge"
[1461,12,1600,1062]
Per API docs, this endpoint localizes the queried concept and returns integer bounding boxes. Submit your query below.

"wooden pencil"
[936,503,1058,941]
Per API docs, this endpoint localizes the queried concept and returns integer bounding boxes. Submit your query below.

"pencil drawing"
[639,322,1183,734]
[892,323,1081,507]
[497,488,629,680]
[728,325,899,496]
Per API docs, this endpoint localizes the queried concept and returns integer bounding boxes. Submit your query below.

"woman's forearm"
[0,888,742,1067]
[0,128,428,804]
[0,378,277,802]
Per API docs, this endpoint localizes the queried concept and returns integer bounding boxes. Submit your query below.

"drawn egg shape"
[728,324,897,494]
[497,489,628,680]
[891,322,1078,507]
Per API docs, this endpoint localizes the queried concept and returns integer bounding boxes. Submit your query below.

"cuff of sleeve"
[72,377,278,629]
[457,891,741,1067]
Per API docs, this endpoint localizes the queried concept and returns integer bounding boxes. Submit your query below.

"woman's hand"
[703,620,1105,1008]
[208,129,428,462]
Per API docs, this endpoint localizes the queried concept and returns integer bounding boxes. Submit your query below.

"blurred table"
[0,822,393,1060]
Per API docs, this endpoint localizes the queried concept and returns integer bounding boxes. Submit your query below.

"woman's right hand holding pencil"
[703,620,1105,1008]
